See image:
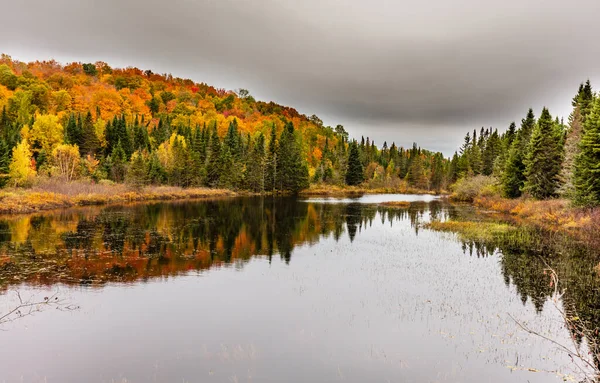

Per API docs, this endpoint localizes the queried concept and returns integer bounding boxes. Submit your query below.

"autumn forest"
[0,54,599,209]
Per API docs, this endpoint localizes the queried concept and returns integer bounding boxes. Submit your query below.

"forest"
[0,54,598,207]
[0,55,447,195]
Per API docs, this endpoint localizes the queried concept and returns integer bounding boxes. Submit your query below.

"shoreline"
[0,186,238,215]
[0,183,446,215]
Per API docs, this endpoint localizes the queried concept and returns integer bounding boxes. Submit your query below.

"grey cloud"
[2,0,600,155]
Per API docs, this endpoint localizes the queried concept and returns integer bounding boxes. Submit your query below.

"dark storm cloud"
[2,0,600,154]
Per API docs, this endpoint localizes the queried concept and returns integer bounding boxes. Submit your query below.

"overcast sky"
[2,0,600,155]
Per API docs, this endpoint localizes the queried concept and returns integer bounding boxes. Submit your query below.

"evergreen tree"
[430,152,445,191]
[206,123,222,186]
[266,123,278,192]
[65,114,81,146]
[502,108,536,198]
[126,151,148,188]
[345,140,364,186]
[276,122,309,193]
[109,141,127,182]
[246,133,266,192]
[0,139,10,187]
[559,84,588,196]
[523,108,563,199]
[574,97,600,206]
[482,129,501,176]
[147,151,167,185]
[80,111,100,156]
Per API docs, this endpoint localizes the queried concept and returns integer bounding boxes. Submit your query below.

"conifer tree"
[0,139,10,187]
[345,140,364,186]
[206,123,222,186]
[559,84,588,196]
[127,151,148,188]
[502,108,536,198]
[266,123,277,192]
[276,122,309,193]
[65,114,81,146]
[574,97,600,206]
[80,111,100,156]
[246,133,266,192]
[482,129,501,176]
[523,108,563,199]
[109,141,127,182]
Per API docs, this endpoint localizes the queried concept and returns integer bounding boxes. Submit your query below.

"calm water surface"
[0,195,597,382]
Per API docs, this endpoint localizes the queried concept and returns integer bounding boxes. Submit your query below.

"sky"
[2,0,600,155]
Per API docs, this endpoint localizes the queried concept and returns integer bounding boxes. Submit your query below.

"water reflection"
[1,196,599,381]
[0,198,442,289]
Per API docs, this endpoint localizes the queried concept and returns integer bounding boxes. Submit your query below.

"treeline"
[0,55,451,193]
[450,80,600,206]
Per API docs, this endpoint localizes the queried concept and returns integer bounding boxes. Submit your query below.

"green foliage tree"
[523,108,563,199]
[345,140,364,186]
[502,108,536,198]
[276,122,309,193]
[574,97,600,206]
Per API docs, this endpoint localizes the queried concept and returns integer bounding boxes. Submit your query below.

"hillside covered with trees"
[0,55,448,194]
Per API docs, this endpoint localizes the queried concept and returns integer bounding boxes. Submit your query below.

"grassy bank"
[0,180,236,214]
[299,184,443,197]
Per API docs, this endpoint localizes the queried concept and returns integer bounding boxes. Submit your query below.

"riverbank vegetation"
[0,179,234,214]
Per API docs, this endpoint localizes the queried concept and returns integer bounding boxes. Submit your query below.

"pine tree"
[65,114,81,146]
[266,123,277,192]
[206,123,222,186]
[110,141,127,182]
[523,108,563,199]
[430,152,445,191]
[502,108,536,198]
[559,84,588,196]
[246,133,266,192]
[80,111,100,156]
[276,122,309,193]
[345,140,364,186]
[574,97,600,206]
[0,139,10,187]
[482,129,501,176]
[126,151,148,188]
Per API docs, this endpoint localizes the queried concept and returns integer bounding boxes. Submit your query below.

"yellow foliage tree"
[52,144,80,181]
[9,139,36,187]
[30,114,64,154]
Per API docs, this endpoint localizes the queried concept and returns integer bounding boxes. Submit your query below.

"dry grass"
[0,180,236,214]
[379,201,411,208]
[300,184,442,197]
[474,195,600,246]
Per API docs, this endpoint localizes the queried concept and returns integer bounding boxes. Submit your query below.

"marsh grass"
[0,180,236,214]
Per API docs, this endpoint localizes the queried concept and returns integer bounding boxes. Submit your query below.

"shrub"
[451,175,498,202]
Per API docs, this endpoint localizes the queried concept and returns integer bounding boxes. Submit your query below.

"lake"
[0,195,597,382]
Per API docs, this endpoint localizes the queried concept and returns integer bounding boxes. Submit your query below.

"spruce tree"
[80,111,100,156]
[559,84,588,196]
[266,123,277,192]
[345,140,364,186]
[502,108,536,198]
[206,123,222,186]
[0,139,10,187]
[246,133,266,192]
[574,97,600,206]
[276,122,308,193]
[523,108,563,199]
[65,114,81,146]
[126,151,148,188]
